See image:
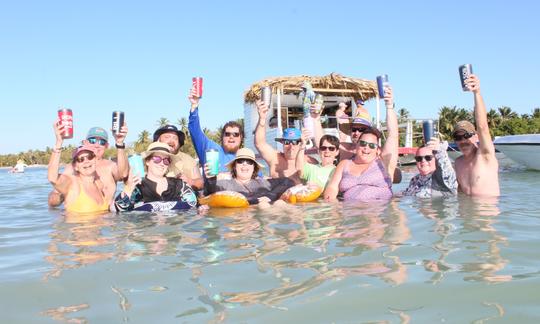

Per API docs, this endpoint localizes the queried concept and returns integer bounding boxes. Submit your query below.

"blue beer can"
[376,74,389,98]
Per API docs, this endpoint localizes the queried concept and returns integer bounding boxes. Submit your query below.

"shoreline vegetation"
[1,106,539,167]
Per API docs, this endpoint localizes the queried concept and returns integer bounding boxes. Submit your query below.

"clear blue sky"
[1,0,539,154]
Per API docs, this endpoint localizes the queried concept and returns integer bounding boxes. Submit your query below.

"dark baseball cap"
[153,125,185,146]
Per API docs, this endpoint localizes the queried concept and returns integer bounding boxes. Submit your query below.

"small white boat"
[494,134,540,170]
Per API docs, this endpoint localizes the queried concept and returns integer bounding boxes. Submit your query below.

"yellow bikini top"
[65,181,110,214]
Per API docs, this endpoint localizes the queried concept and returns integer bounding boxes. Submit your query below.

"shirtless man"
[48,125,129,206]
[453,74,500,196]
[255,100,302,184]
[153,125,204,190]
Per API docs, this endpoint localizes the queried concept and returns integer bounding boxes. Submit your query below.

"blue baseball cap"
[275,128,301,142]
[86,127,109,141]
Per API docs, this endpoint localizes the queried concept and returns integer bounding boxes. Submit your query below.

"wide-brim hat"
[339,107,373,135]
[141,142,175,159]
[225,148,265,169]
[274,128,301,142]
[72,144,98,160]
[153,124,186,144]
[452,120,476,136]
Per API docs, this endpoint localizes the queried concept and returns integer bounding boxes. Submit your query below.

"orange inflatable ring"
[281,184,322,204]
[198,191,249,208]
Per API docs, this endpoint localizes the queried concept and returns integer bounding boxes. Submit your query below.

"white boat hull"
[494,134,540,170]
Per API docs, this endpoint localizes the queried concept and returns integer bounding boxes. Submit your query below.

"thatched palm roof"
[244,73,378,103]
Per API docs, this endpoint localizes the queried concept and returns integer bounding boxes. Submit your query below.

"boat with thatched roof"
[243,73,382,154]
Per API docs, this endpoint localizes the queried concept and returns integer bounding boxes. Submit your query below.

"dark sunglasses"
[453,132,475,141]
[415,155,434,162]
[87,137,108,146]
[236,158,255,166]
[358,140,378,149]
[75,152,96,163]
[224,132,241,138]
[320,145,337,152]
[283,139,300,145]
[150,155,171,165]
[351,127,368,133]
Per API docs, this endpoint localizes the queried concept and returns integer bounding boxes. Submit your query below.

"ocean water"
[0,165,539,323]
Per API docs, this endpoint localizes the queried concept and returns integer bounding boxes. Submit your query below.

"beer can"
[261,86,271,107]
[112,111,125,135]
[192,77,203,98]
[313,94,324,113]
[422,119,434,144]
[458,64,473,91]
[57,108,73,139]
[205,149,219,176]
[376,74,389,98]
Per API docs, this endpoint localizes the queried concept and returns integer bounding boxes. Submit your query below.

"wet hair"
[220,121,244,144]
[319,134,340,149]
[231,161,259,179]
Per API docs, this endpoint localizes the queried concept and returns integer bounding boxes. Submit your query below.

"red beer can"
[57,108,73,139]
[192,77,203,98]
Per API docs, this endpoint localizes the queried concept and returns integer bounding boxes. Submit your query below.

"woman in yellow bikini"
[47,122,111,214]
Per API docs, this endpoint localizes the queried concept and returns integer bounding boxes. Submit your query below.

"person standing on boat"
[323,86,399,203]
[255,100,302,184]
[335,101,351,142]
[152,125,204,190]
[188,87,243,178]
[453,74,500,196]
[402,138,457,198]
[48,125,129,207]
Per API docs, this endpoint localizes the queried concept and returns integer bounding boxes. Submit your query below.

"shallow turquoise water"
[0,166,539,323]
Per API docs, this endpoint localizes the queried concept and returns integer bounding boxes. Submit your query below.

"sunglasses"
[224,132,241,138]
[415,155,434,162]
[283,139,300,145]
[357,140,378,149]
[75,152,96,163]
[453,132,475,141]
[320,145,337,152]
[87,137,108,146]
[150,155,171,165]
[236,158,255,166]
[351,127,368,133]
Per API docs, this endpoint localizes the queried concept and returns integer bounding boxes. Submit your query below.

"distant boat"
[494,134,540,170]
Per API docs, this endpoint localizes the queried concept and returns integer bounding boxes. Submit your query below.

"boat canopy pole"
[277,86,283,135]
[376,92,381,129]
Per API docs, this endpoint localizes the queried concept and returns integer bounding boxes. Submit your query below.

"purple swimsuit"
[339,159,393,202]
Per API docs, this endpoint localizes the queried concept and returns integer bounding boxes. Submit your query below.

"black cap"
[153,125,185,146]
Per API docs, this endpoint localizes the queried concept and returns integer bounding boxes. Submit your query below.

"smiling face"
[83,137,108,159]
[415,146,436,176]
[145,153,170,177]
[319,139,339,166]
[222,126,242,153]
[233,159,255,181]
[354,133,380,163]
[350,125,369,143]
[73,151,97,176]
[158,132,180,154]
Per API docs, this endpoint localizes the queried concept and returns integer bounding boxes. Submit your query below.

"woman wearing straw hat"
[204,148,295,208]
[114,142,198,212]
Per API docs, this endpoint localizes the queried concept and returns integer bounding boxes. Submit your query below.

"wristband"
[115,143,126,149]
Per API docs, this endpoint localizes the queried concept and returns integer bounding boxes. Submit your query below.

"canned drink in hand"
[192,77,203,98]
[313,94,324,113]
[57,108,73,139]
[376,74,389,98]
[261,86,271,107]
[128,154,145,178]
[205,149,219,176]
[112,111,125,135]
[459,64,473,91]
[422,119,434,144]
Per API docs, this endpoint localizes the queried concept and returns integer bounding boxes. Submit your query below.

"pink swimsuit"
[339,159,393,202]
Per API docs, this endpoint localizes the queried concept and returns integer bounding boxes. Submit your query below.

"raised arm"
[431,139,458,194]
[112,122,129,181]
[311,106,324,149]
[47,121,71,195]
[295,129,310,177]
[466,75,496,157]
[188,87,218,162]
[254,100,278,166]
[380,86,399,179]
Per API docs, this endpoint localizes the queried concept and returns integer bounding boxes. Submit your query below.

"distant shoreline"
[0,164,48,170]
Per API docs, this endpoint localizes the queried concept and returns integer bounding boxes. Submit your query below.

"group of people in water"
[47,72,500,214]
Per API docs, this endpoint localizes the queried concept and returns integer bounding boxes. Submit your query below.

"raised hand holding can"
[422,119,434,144]
[192,77,203,98]
[376,74,389,98]
[261,86,271,107]
[459,64,473,91]
[57,108,73,139]
[205,149,219,176]
[112,111,125,135]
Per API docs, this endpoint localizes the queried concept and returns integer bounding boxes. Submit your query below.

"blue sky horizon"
[1,0,539,154]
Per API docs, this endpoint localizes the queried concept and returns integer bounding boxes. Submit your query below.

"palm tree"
[497,106,518,121]
[177,117,188,132]
[437,106,473,140]
[135,130,151,153]
[397,107,410,123]
[532,108,540,119]
[487,109,501,129]
[156,118,170,128]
